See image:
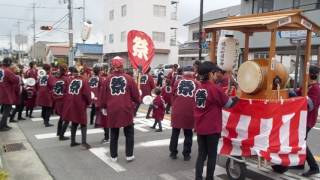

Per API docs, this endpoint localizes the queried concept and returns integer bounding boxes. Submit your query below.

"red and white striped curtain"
[219,97,307,166]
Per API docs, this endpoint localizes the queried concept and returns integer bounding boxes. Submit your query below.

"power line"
[0,17,59,23]
[0,3,66,10]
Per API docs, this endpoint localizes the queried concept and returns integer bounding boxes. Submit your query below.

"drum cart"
[204,10,320,180]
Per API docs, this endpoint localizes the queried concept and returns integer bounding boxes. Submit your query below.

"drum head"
[26,78,36,86]
[237,61,263,94]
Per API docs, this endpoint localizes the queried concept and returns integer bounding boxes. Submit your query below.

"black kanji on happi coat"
[140,75,148,84]
[110,76,127,95]
[69,79,82,95]
[0,69,4,82]
[166,86,171,93]
[195,89,207,108]
[177,80,195,97]
[89,76,99,88]
[39,75,48,86]
[53,81,64,95]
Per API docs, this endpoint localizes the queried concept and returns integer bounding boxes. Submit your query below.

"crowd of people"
[0,56,319,179]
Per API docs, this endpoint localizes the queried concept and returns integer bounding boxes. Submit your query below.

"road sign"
[278,30,317,39]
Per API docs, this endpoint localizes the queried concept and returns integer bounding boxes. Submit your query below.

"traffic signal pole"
[198,0,204,62]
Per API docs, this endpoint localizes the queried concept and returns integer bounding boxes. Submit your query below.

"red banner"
[127,30,155,73]
[219,97,308,166]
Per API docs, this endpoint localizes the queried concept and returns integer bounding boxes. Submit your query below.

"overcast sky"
[0,0,240,50]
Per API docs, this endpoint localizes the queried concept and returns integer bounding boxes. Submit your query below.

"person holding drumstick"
[194,61,239,180]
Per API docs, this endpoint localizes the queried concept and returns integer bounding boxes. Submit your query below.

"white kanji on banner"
[132,36,149,61]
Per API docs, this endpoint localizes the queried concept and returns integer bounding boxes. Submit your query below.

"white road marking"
[134,118,172,130]
[138,136,197,147]
[159,173,177,180]
[22,109,41,113]
[35,128,104,140]
[31,116,60,122]
[313,127,320,131]
[134,124,149,132]
[89,147,126,172]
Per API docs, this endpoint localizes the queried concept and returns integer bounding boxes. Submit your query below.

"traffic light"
[40,26,53,31]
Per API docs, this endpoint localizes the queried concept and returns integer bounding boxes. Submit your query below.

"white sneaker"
[110,157,118,162]
[126,156,135,162]
[101,138,109,144]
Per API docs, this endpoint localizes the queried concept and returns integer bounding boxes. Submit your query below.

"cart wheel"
[271,165,288,174]
[226,158,246,180]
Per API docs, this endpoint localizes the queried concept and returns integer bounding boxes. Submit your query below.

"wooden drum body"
[237,59,289,100]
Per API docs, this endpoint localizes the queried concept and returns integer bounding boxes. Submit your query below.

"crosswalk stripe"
[31,116,60,122]
[159,174,177,180]
[134,124,149,132]
[89,147,126,172]
[35,128,104,140]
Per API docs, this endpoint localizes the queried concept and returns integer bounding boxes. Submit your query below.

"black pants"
[306,128,319,170]
[10,104,24,120]
[195,133,220,180]
[71,123,87,144]
[0,104,12,128]
[26,108,34,117]
[110,125,134,158]
[169,128,193,157]
[152,120,162,130]
[90,104,96,125]
[165,104,171,113]
[41,106,52,125]
[146,105,152,117]
[57,118,69,137]
[134,103,140,117]
[104,128,110,140]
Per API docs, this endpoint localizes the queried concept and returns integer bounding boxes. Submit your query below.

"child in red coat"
[151,88,165,132]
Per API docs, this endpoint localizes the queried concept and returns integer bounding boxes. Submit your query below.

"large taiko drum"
[237,59,289,95]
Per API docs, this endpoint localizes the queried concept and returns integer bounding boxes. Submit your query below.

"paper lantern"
[81,20,92,41]
[217,36,240,71]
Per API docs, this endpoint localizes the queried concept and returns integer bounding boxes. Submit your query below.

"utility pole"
[198,0,204,62]
[17,20,21,63]
[68,0,74,66]
[83,0,85,23]
[32,0,36,61]
[9,32,12,57]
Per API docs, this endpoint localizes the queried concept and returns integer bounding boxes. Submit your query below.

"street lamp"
[198,0,204,62]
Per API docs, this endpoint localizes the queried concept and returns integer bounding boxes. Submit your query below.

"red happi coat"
[36,74,56,107]
[152,95,165,121]
[25,68,38,80]
[88,75,102,106]
[52,75,70,116]
[62,76,91,125]
[99,71,140,128]
[95,75,108,128]
[171,76,199,129]
[0,67,20,105]
[12,75,23,105]
[161,85,172,105]
[24,85,37,108]
[140,73,155,98]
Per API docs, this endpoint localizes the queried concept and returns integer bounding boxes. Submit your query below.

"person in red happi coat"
[161,79,172,114]
[25,61,38,80]
[169,70,200,161]
[89,66,101,126]
[95,64,110,144]
[36,64,56,127]
[99,56,140,162]
[0,58,20,131]
[62,67,91,149]
[194,62,238,180]
[150,88,165,132]
[136,67,155,118]
[24,83,36,118]
[53,64,70,140]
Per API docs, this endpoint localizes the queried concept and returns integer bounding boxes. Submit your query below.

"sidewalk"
[0,122,53,180]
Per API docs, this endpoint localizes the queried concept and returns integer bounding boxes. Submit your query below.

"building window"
[121,31,126,42]
[153,5,166,17]
[152,32,165,42]
[121,5,127,17]
[109,34,114,44]
[192,32,200,41]
[252,0,274,13]
[109,10,114,20]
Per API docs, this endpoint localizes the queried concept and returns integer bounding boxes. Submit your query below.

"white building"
[103,0,179,69]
